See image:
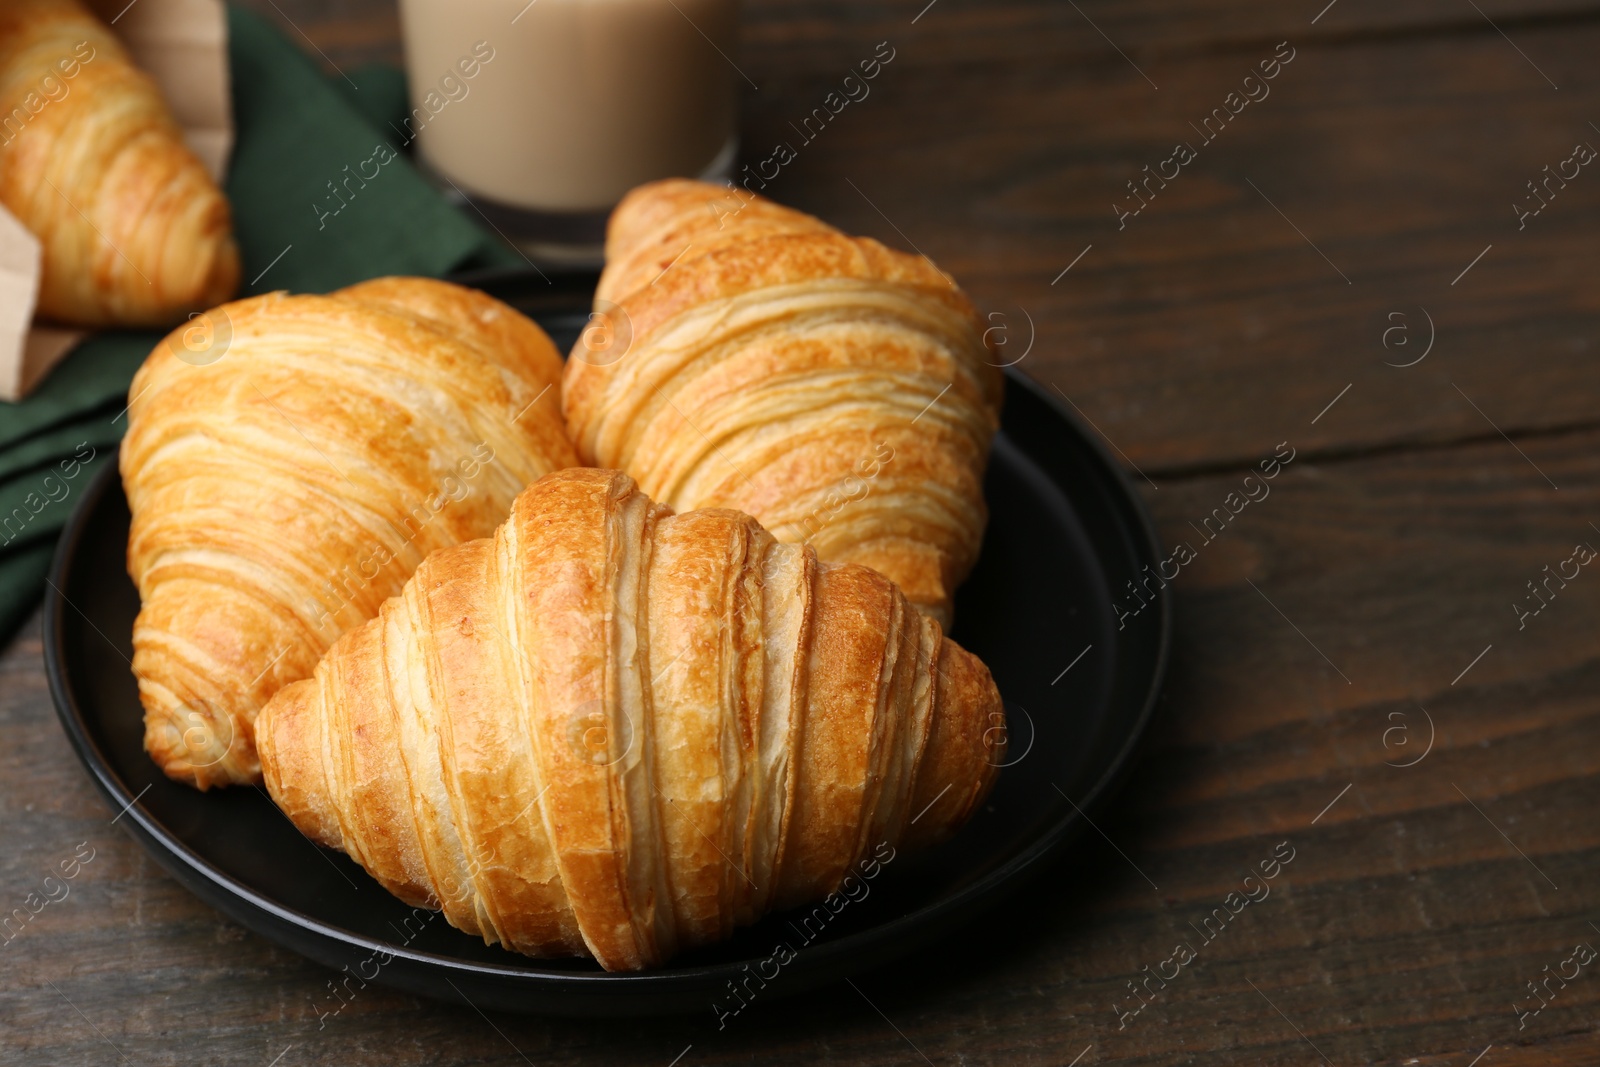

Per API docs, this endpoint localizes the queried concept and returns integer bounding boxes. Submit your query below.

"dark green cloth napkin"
[0,4,521,645]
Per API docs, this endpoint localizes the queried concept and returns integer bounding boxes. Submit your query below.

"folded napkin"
[0,5,521,646]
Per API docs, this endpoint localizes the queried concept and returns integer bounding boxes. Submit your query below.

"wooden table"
[5,0,1599,1063]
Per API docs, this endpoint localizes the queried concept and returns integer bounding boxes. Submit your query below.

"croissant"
[564,179,1001,628]
[0,0,238,326]
[121,277,577,789]
[256,467,1005,971]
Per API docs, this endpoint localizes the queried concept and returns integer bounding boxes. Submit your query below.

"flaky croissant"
[121,277,576,789]
[0,0,238,326]
[257,467,1004,971]
[565,179,1001,628]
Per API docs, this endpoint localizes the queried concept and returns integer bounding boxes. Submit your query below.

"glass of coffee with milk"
[397,0,740,264]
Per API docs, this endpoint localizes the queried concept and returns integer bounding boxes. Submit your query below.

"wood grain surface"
[4,0,1599,1064]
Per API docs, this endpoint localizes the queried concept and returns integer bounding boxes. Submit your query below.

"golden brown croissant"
[256,467,1004,971]
[0,0,238,326]
[121,277,577,789]
[565,179,1001,628]
[593,179,841,306]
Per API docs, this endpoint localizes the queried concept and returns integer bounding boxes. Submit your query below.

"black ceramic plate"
[43,268,1170,1016]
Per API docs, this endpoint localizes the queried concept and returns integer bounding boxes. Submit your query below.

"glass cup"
[397,0,740,264]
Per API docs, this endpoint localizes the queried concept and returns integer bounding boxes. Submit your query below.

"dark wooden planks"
[1063,427,1600,1066]
[736,20,1600,475]
[745,0,1600,67]
[242,0,1600,71]
[244,1,403,69]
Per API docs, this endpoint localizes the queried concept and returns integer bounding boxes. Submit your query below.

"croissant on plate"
[564,179,1002,628]
[121,277,576,789]
[0,0,238,326]
[256,467,1005,971]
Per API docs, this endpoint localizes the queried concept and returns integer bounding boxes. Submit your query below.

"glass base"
[422,136,739,270]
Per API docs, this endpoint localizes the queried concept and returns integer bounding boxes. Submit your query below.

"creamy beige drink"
[397,0,739,215]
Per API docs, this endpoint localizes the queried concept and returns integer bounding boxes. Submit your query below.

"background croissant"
[257,468,1004,971]
[0,0,238,326]
[121,277,576,789]
[564,179,1002,628]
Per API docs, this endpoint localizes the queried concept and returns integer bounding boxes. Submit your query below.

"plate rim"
[42,352,1171,1009]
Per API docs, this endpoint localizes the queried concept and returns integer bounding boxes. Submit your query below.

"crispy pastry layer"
[257,468,1004,970]
[566,179,1001,627]
[0,0,238,326]
[121,277,577,788]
